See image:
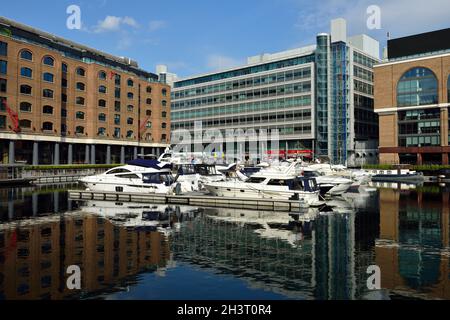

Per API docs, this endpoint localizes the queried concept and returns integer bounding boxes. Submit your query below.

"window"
[146,86,152,93]
[43,56,54,66]
[20,84,31,95]
[98,127,106,136]
[61,109,67,118]
[0,78,6,92]
[127,92,134,99]
[20,67,32,78]
[76,67,85,76]
[127,105,134,112]
[0,60,6,74]
[146,121,152,128]
[127,79,134,87]
[43,72,54,82]
[76,97,85,105]
[43,89,54,99]
[75,126,85,134]
[20,50,33,61]
[43,105,53,114]
[114,101,120,112]
[397,67,438,107]
[61,78,67,88]
[98,113,106,122]
[162,100,167,107]
[0,115,6,129]
[0,41,7,56]
[162,88,167,96]
[146,110,152,116]
[20,102,32,112]
[162,111,167,118]
[98,71,107,80]
[76,111,85,120]
[146,98,152,105]
[126,130,134,138]
[127,117,134,125]
[99,85,107,94]
[162,134,167,141]
[61,124,67,134]
[114,74,121,86]
[98,99,106,107]
[76,82,85,91]
[61,93,67,103]
[161,122,167,129]
[115,87,120,98]
[19,119,31,128]
[114,114,120,125]
[113,127,120,138]
[43,122,53,131]
[62,63,68,73]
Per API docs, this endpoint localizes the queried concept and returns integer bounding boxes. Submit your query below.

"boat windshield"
[246,177,266,184]
[196,165,218,176]
[142,173,174,185]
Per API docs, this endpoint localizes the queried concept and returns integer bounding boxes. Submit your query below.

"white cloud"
[148,20,167,32]
[206,54,242,71]
[94,16,139,33]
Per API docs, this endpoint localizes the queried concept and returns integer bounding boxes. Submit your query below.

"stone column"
[8,140,15,164]
[85,145,90,164]
[68,144,73,165]
[133,147,138,159]
[106,145,111,165]
[120,146,125,164]
[442,153,449,165]
[32,141,39,165]
[54,143,60,165]
[91,145,96,164]
[417,153,423,165]
[141,147,145,156]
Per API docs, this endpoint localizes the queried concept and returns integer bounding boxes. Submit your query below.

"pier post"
[120,146,125,164]
[8,140,15,164]
[106,145,111,165]
[68,144,73,165]
[85,145,90,164]
[33,141,39,165]
[91,145,96,164]
[54,143,60,165]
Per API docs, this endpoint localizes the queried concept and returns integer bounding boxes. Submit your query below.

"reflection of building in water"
[0,214,171,299]
[173,208,376,299]
[376,188,450,299]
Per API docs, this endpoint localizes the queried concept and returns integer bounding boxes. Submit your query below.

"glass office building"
[171,19,380,166]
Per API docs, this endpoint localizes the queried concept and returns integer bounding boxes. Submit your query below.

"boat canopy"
[126,159,172,170]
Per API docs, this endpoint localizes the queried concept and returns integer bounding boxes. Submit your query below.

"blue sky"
[2,0,449,78]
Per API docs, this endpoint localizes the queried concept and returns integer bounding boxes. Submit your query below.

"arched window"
[161,122,167,129]
[146,86,152,93]
[98,71,107,80]
[146,110,152,116]
[20,85,32,95]
[127,105,134,112]
[62,63,68,73]
[98,127,106,136]
[20,102,32,112]
[76,97,85,105]
[75,126,85,134]
[146,121,152,129]
[43,56,54,66]
[98,99,106,107]
[61,124,67,134]
[162,100,167,107]
[397,67,438,107]
[76,67,85,76]
[20,50,33,61]
[43,105,53,114]
[127,92,134,99]
[76,111,85,120]
[76,82,85,91]
[127,79,134,87]
[146,98,152,105]
[162,88,167,96]
[43,89,54,98]
[99,85,107,94]
[126,130,134,138]
[127,117,134,125]
[162,111,167,118]
[43,72,54,82]
[98,113,106,122]
[20,67,32,78]
[42,122,53,131]
[19,119,31,128]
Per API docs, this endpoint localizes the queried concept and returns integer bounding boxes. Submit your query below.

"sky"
[1,0,449,78]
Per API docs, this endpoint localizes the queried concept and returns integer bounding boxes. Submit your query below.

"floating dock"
[68,190,307,212]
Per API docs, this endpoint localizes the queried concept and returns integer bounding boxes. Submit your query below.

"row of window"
[172,67,312,100]
[172,123,313,136]
[172,96,312,121]
[172,81,312,110]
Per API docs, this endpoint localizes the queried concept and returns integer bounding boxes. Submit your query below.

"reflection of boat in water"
[367,169,425,183]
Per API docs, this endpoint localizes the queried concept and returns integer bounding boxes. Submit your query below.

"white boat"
[172,163,226,192]
[302,169,353,196]
[79,160,176,194]
[204,171,322,206]
[366,169,424,183]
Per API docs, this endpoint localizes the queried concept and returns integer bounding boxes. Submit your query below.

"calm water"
[0,183,449,300]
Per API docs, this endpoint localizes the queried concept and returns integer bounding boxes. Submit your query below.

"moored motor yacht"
[302,169,353,196]
[203,171,322,206]
[79,160,176,194]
